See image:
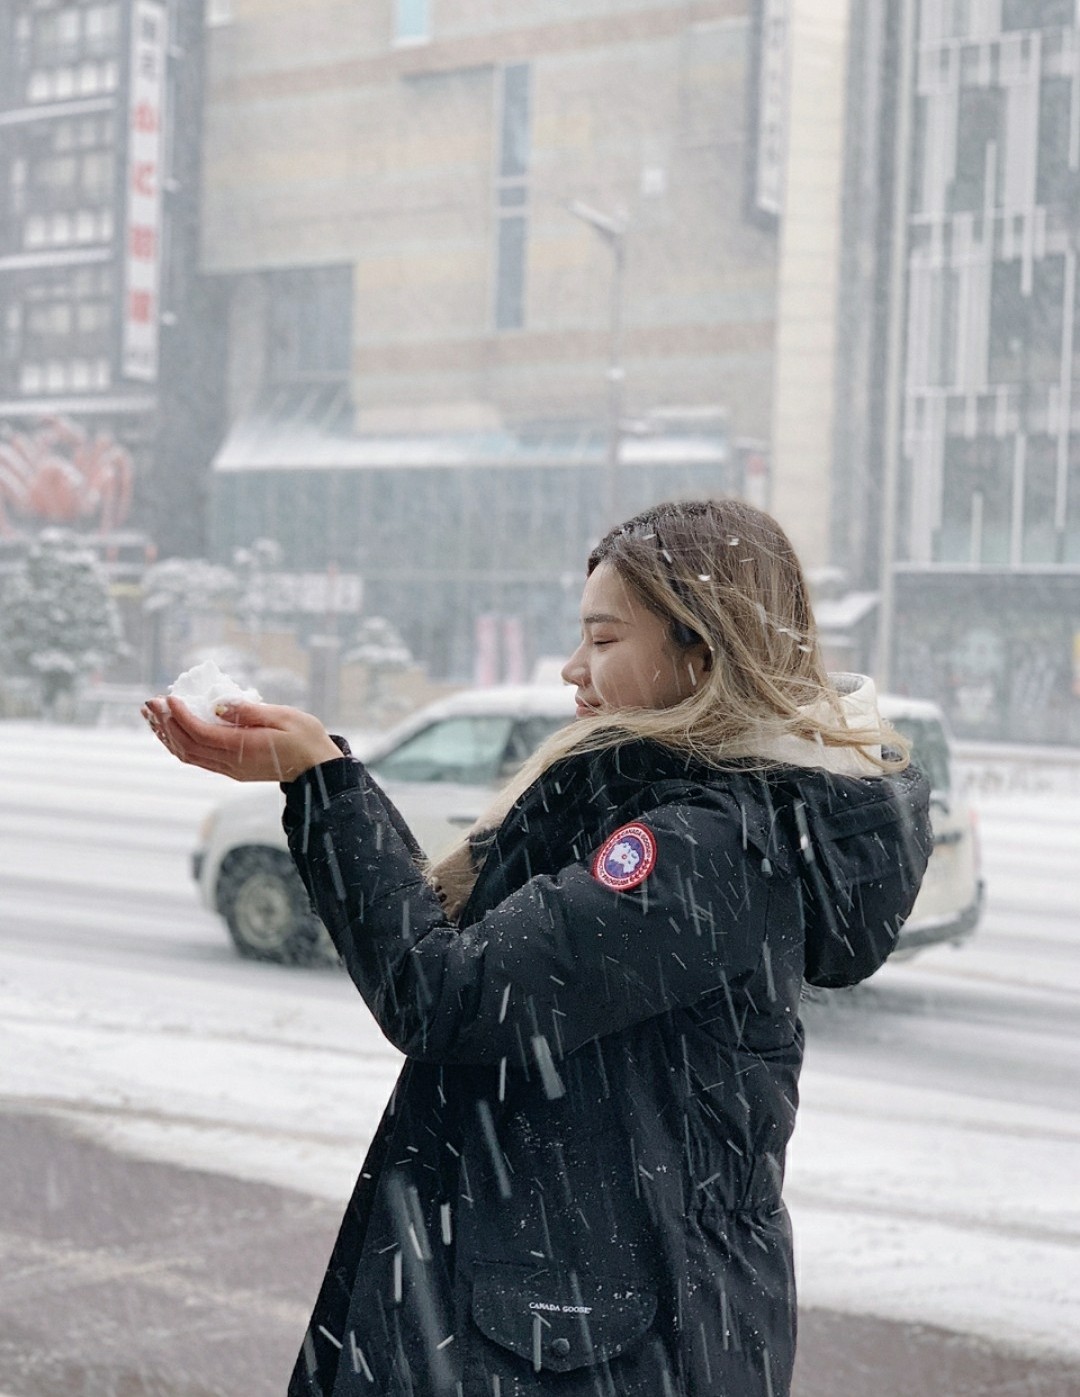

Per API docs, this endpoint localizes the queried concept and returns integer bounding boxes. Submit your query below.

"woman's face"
[561,561,706,717]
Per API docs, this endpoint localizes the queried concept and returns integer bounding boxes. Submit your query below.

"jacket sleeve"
[281,757,773,1068]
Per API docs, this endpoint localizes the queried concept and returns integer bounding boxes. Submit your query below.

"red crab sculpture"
[0,417,134,536]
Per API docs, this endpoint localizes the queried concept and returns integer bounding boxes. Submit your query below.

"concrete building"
[0,0,223,562]
[200,0,782,680]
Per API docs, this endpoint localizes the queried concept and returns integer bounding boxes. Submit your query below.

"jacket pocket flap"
[470,1264,657,1374]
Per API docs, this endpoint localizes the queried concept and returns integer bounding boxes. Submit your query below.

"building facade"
[200,0,781,681]
[831,0,1080,744]
[0,0,223,564]
[893,0,1080,742]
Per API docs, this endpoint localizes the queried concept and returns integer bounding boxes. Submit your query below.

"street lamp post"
[567,200,628,524]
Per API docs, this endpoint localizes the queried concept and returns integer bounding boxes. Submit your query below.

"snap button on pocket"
[550,1337,571,1358]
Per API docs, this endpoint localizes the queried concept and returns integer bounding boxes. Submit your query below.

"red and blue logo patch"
[591,822,658,892]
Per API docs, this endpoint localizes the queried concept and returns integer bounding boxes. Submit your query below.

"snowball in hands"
[168,660,263,724]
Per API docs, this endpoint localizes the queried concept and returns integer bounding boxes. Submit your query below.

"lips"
[575,698,600,718]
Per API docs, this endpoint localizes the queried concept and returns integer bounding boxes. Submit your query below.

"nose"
[561,640,587,688]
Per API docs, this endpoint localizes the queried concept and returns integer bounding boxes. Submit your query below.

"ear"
[685,641,712,687]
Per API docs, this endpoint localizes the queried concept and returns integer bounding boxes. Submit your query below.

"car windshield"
[502,714,573,771]
[369,711,572,786]
[889,716,951,794]
[369,715,517,785]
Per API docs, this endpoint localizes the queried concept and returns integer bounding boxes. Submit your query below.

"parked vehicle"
[878,694,984,959]
[192,686,983,966]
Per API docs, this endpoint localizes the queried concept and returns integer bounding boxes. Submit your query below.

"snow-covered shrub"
[0,528,126,718]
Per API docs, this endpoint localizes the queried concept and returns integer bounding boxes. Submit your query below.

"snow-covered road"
[0,721,1077,1362]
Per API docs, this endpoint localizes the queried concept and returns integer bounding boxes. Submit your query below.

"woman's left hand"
[141,696,344,783]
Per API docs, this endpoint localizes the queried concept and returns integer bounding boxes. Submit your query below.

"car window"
[369,715,516,785]
[889,715,951,793]
[499,714,573,774]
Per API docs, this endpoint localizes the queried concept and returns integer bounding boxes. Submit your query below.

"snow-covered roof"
[813,591,879,632]
[213,386,729,475]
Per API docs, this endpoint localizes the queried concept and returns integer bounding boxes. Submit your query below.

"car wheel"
[216,847,338,966]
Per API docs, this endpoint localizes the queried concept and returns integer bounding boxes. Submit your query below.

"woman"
[145,498,932,1397]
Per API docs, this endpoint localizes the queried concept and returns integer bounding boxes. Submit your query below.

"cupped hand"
[141,696,344,783]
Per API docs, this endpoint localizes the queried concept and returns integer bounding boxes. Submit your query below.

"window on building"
[394,0,430,44]
[945,0,970,39]
[989,256,1065,386]
[34,155,78,194]
[267,266,354,385]
[494,63,531,332]
[926,267,961,388]
[6,116,115,252]
[1037,77,1079,208]
[937,438,1013,565]
[495,215,527,333]
[1002,0,1073,30]
[949,87,1004,215]
[80,150,114,201]
[1065,442,1080,562]
[85,4,120,56]
[5,156,27,228]
[11,12,32,70]
[3,305,21,368]
[14,1,120,102]
[498,63,531,180]
[22,2,120,65]
[0,267,114,396]
[1023,436,1060,563]
[35,7,81,67]
[922,0,971,42]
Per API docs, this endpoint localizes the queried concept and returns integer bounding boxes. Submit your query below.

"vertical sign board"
[502,616,526,685]
[755,0,790,219]
[474,614,500,687]
[121,0,167,382]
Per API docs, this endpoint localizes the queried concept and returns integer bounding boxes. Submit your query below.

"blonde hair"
[430,498,906,917]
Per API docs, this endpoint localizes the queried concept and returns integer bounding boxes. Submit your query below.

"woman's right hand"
[142,695,344,783]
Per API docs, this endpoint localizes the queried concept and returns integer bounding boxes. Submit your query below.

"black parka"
[283,738,932,1397]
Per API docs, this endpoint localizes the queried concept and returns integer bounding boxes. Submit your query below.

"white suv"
[192,686,983,966]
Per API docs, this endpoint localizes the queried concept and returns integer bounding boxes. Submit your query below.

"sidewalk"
[0,1108,1076,1397]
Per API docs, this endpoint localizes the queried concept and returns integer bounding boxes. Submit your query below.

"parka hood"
[773,759,932,987]
[752,671,886,775]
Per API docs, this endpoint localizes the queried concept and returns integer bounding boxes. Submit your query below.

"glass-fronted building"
[854,0,1080,742]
